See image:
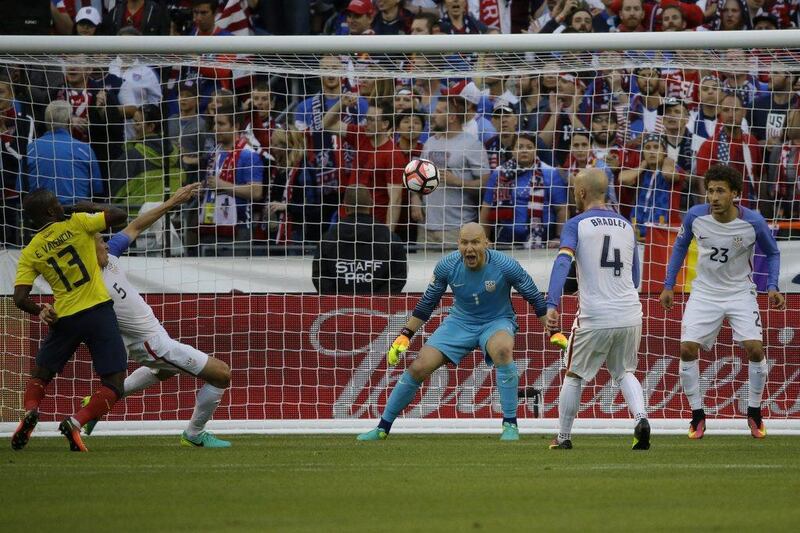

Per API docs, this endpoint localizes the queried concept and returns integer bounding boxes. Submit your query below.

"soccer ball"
[402,158,440,195]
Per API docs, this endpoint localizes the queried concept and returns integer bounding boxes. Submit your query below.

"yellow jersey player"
[11,189,128,452]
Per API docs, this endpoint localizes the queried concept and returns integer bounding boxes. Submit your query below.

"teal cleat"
[500,422,519,441]
[180,431,232,448]
[356,428,387,441]
[81,396,99,436]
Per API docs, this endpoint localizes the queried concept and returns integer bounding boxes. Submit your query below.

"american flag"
[216,0,253,36]
[717,127,731,165]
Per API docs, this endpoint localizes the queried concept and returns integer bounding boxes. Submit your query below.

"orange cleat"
[11,409,39,450]
[688,418,706,440]
[59,418,88,452]
[748,417,767,439]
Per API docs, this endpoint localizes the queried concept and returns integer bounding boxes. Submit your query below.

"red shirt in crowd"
[696,125,762,207]
[342,123,406,225]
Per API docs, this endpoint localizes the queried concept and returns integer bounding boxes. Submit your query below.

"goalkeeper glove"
[387,328,414,366]
[550,332,569,351]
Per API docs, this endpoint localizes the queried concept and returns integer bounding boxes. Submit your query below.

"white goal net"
[0,33,798,434]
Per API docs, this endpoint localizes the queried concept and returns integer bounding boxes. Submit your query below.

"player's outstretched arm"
[390,256,453,365]
[122,182,201,242]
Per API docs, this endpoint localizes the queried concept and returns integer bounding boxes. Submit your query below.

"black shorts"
[35,300,127,376]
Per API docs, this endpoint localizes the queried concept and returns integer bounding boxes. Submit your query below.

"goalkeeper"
[357,223,550,442]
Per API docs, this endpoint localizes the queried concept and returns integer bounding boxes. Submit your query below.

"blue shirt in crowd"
[23,128,103,204]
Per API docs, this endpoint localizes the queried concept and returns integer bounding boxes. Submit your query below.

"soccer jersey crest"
[485,280,496,292]
[733,236,744,248]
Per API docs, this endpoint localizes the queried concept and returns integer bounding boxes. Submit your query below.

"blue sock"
[379,370,422,433]
[496,362,519,425]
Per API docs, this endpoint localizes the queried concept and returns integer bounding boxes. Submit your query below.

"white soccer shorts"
[128,332,209,377]
[565,324,642,382]
[681,289,763,350]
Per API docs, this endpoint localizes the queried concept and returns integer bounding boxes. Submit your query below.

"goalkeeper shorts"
[426,316,517,366]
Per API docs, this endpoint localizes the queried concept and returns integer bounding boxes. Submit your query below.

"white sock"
[679,359,703,411]
[748,359,768,409]
[185,384,225,438]
[619,372,647,422]
[123,367,161,397]
[557,376,582,442]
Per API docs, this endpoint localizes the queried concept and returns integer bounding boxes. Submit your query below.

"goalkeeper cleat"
[180,431,232,448]
[59,418,88,452]
[548,437,572,450]
[632,418,651,450]
[500,422,519,441]
[11,409,39,450]
[748,417,767,439]
[688,418,706,440]
[356,428,388,441]
[80,396,99,436]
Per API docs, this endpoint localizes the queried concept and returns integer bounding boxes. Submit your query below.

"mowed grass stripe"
[1,435,798,532]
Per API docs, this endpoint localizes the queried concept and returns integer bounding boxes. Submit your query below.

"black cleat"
[11,410,39,450]
[549,437,573,450]
[632,418,651,450]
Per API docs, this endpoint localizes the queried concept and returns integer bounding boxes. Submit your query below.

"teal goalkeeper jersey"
[412,249,547,325]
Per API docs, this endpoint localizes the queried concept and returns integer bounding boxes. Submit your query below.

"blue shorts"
[426,316,518,366]
[35,301,128,376]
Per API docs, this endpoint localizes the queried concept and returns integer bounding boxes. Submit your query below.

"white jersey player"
[89,183,233,448]
[660,165,784,440]
[546,168,650,451]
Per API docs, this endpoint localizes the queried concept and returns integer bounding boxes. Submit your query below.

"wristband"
[400,327,415,339]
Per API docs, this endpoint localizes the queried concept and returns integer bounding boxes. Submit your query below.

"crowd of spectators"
[1,0,800,257]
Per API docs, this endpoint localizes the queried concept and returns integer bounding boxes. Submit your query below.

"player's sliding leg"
[743,340,768,439]
[181,357,232,448]
[485,330,520,441]
[11,367,54,450]
[82,367,175,435]
[357,346,446,441]
[550,372,581,450]
[60,371,125,452]
[679,342,706,439]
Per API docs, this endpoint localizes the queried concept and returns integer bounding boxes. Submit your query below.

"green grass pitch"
[2,434,799,532]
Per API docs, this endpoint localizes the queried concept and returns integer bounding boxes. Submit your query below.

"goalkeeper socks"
[74,386,120,427]
[23,377,49,411]
[124,366,162,396]
[619,372,647,423]
[748,359,768,409]
[558,375,582,442]
[679,359,703,411]
[495,362,519,424]
[380,370,422,430]
[185,384,225,438]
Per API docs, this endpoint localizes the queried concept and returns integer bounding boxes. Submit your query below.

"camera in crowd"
[169,5,194,36]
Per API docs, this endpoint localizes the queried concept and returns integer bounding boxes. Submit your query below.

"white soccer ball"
[402,158,440,195]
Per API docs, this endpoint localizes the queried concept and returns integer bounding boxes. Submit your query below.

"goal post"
[0,31,799,437]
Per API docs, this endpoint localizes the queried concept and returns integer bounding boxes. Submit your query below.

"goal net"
[0,33,798,435]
